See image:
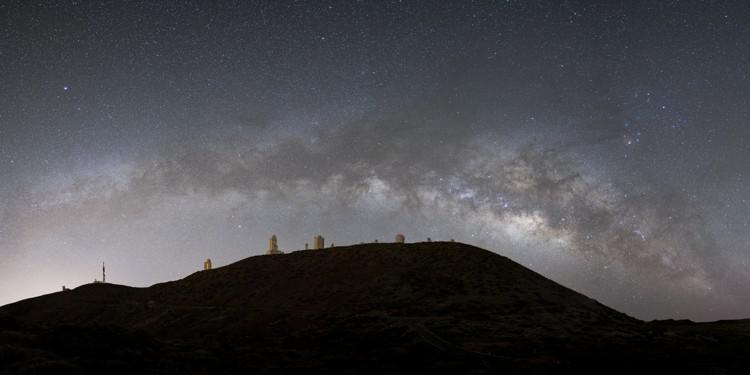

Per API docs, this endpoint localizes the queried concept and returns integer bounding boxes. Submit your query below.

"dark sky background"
[1,0,749,321]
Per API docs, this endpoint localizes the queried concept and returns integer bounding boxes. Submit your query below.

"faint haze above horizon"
[1,0,750,321]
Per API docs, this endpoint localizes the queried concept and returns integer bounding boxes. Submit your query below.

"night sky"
[2,0,749,321]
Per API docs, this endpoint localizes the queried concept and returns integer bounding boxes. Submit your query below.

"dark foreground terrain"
[2,242,749,374]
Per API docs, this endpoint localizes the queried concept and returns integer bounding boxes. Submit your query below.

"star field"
[1,0,750,321]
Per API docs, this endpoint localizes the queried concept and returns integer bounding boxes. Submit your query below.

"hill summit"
[2,242,750,374]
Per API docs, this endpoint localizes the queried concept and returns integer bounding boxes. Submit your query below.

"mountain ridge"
[1,242,749,374]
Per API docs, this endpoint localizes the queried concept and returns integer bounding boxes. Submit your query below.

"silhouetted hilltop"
[2,242,749,374]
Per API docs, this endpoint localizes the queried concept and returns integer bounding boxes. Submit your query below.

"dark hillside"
[1,242,749,374]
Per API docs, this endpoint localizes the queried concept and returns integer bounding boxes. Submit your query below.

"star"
[0,0,747,322]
